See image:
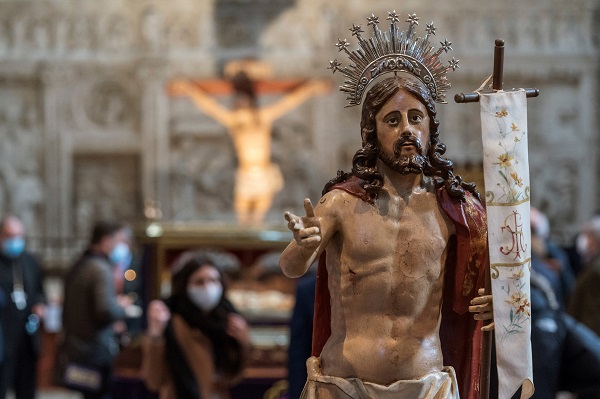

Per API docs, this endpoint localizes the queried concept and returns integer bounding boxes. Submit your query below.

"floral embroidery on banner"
[490,107,528,204]
[499,264,531,342]
[488,104,531,343]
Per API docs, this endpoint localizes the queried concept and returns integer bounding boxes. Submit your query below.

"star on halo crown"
[328,11,459,107]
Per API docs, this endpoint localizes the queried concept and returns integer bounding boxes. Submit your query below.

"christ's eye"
[410,114,423,123]
[386,116,399,126]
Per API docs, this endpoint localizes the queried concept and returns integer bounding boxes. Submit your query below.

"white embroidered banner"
[480,90,534,399]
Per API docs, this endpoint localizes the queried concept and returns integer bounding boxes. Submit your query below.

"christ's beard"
[378,136,427,175]
[379,152,426,174]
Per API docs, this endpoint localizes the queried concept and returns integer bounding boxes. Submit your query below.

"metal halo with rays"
[328,11,458,107]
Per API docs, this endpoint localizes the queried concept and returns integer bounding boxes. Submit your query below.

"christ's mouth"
[394,136,422,157]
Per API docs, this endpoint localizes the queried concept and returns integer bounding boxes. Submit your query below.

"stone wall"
[0,0,598,266]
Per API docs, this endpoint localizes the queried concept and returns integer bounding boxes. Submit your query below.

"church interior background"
[1,0,599,396]
[0,0,598,267]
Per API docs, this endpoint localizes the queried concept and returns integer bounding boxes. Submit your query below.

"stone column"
[40,62,75,266]
[136,59,170,219]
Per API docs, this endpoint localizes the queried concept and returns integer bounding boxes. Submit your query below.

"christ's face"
[375,89,430,174]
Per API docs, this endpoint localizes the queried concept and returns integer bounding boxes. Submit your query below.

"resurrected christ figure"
[280,76,492,399]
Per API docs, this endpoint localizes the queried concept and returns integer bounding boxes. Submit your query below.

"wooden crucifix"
[168,61,330,225]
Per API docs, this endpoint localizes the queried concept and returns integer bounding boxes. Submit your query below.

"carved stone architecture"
[0,0,598,267]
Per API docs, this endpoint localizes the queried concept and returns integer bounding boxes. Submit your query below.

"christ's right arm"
[280,194,338,278]
[169,80,232,127]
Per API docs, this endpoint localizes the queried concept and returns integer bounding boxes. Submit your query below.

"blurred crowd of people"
[1,208,600,399]
[0,215,252,399]
[523,209,600,399]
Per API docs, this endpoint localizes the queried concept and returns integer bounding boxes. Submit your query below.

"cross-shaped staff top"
[454,39,539,104]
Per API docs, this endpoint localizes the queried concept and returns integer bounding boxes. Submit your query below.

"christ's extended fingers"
[285,212,301,230]
[301,235,321,246]
[284,211,298,224]
[299,226,320,238]
[481,322,495,332]
[304,198,315,218]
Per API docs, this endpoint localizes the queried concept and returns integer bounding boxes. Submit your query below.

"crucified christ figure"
[169,71,330,225]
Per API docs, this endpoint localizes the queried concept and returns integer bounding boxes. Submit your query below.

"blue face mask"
[2,237,25,258]
[109,242,131,267]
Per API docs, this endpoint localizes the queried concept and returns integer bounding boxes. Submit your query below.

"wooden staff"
[455,40,539,104]
[454,39,538,399]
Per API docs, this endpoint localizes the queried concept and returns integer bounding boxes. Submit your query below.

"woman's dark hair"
[170,251,229,298]
[324,76,478,201]
[164,250,245,398]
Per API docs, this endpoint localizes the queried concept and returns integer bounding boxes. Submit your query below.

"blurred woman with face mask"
[142,250,250,399]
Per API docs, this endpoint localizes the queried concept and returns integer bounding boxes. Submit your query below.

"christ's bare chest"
[339,192,454,277]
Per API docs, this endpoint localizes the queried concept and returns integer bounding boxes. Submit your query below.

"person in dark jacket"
[60,221,137,399]
[530,207,575,310]
[0,215,45,399]
[0,288,5,365]
[568,216,600,336]
[287,271,316,399]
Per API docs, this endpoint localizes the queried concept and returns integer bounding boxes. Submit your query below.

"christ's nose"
[399,117,411,136]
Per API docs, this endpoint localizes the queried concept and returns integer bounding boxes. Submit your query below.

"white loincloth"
[301,357,459,399]
[235,163,284,199]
